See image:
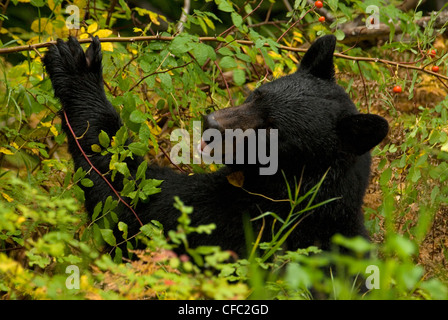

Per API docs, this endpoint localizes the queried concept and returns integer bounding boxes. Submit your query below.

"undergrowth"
[1,0,448,300]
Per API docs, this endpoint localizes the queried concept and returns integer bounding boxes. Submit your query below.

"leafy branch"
[2,35,447,85]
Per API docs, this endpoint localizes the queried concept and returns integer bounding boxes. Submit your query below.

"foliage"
[1,0,448,300]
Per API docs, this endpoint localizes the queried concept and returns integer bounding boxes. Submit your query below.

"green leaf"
[334,29,345,41]
[219,56,237,69]
[141,179,163,196]
[218,47,234,56]
[99,130,110,148]
[140,222,162,237]
[118,0,131,18]
[218,0,234,12]
[128,142,148,156]
[118,221,128,240]
[81,178,94,188]
[231,12,243,28]
[114,162,130,177]
[192,43,216,65]
[73,167,86,182]
[136,161,148,180]
[114,247,122,263]
[170,34,195,55]
[92,202,102,221]
[233,69,246,86]
[129,109,147,124]
[158,72,173,93]
[30,0,45,7]
[103,196,117,213]
[115,126,129,146]
[380,167,392,186]
[100,229,116,246]
[332,234,372,254]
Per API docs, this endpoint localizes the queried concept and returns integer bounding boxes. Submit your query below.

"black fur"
[43,35,388,256]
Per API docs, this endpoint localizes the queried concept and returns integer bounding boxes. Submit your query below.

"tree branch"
[2,34,447,83]
[176,0,190,33]
[341,10,448,44]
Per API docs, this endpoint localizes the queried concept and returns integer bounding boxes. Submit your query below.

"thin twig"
[356,61,369,113]
[214,60,234,107]
[277,8,312,43]
[63,110,144,227]
[159,146,188,173]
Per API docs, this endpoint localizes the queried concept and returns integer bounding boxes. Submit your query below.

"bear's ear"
[298,35,336,81]
[337,114,389,155]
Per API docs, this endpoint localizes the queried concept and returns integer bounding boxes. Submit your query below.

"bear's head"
[202,35,389,174]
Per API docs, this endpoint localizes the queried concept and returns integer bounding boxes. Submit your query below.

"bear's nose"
[202,113,224,133]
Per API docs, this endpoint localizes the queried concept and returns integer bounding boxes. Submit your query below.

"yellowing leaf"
[1,192,14,202]
[94,29,113,38]
[293,31,304,44]
[268,51,282,60]
[79,33,89,40]
[50,126,59,137]
[55,17,69,38]
[273,66,284,78]
[31,18,53,34]
[146,121,162,135]
[282,39,292,47]
[0,147,14,155]
[91,144,102,153]
[74,0,87,7]
[27,36,41,45]
[149,11,160,25]
[87,22,98,34]
[133,27,143,33]
[47,0,61,13]
[0,28,7,34]
[288,53,298,64]
[441,141,448,152]
[10,142,19,150]
[40,121,58,136]
[101,42,114,52]
[47,0,56,9]
[227,171,244,188]
[203,16,215,30]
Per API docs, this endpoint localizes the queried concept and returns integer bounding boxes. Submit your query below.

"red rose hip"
[393,85,402,93]
[315,1,323,8]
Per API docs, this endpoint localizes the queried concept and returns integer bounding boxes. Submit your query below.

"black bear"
[43,35,388,257]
